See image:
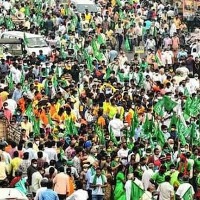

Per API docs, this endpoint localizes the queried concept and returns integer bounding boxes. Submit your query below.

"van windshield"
[76,4,97,13]
[27,37,48,48]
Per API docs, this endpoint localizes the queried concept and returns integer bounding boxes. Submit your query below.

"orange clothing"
[40,111,49,126]
[50,105,57,116]
[68,176,75,195]
[5,145,11,153]
[97,116,106,127]
[18,98,26,113]
[52,113,66,123]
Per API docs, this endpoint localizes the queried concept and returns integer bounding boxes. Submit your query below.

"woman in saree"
[113,164,126,200]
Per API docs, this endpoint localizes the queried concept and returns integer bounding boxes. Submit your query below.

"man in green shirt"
[150,165,167,188]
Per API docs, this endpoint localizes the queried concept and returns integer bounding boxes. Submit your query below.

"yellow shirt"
[108,105,118,119]
[10,157,22,176]
[34,83,44,92]
[103,102,110,114]
[85,13,91,22]
[0,162,8,180]
[21,121,33,137]
[0,91,9,101]
[20,7,25,13]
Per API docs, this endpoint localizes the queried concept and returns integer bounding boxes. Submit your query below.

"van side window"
[1,34,9,39]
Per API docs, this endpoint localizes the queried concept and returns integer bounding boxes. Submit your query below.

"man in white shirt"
[117,142,129,166]
[176,176,194,200]
[31,167,45,196]
[5,94,17,115]
[25,142,37,161]
[142,163,154,191]
[90,167,107,200]
[125,171,144,200]
[44,141,57,161]
[67,181,88,200]
[157,175,174,200]
[108,113,124,141]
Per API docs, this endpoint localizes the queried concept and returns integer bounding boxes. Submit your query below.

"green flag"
[124,37,130,51]
[153,99,164,116]
[189,122,197,145]
[129,112,139,137]
[119,9,125,19]
[60,147,65,161]
[97,35,105,45]
[130,181,144,200]
[177,118,187,145]
[8,72,14,91]
[117,72,125,82]
[5,17,15,30]
[105,65,112,81]
[143,115,150,134]
[163,96,177,112]
[25,6,30,17]
[109,127,118,146]
[116,0,122,6]
[169,112,178,130]
[25,104,33,121]
[33,117,40,136]
[87,55,94,72]
[182,186,193,200]
[184,87,190,97]
[95,125,106,145]
[65,119,78,136]
[60,45,67,60]
[190,98,200,117]
[23,32,29,45]
[183,97,192,120]
[155,125,165,147]
[137,70,144,87]
[96,52,104,61]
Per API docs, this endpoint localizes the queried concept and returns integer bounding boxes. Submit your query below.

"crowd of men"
[0,0,199,199]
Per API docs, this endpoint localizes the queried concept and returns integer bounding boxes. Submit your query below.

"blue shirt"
[109,50,118,62]
[12,89,22,102]
[39,189,59,200]
[145,20,152,30]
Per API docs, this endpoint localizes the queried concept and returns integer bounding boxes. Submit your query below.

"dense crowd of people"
[0,0,199,200]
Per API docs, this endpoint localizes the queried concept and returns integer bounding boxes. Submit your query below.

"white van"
[71,0,100,13]
[0,31,51,56]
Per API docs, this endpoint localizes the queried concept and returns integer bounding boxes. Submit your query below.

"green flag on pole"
[5,17,15,30]
[105,65,112,81]
[109,127,118,146]
[95,125,105,145]
[65,119,78,136]
[190,98,200,117]
[25,6,30,17]
[183,97,192,120]
[155,125,165,147]
[153,99,164,116]
[33,117,40,136]
[124,37,130,51]
[176,118,187,145]
[189,122,197,145]
[128,112,139,137]
[23,32,29,45]
[169,112,178,130]
[60,45,67,60]
[8,72,14,91]
[163,96,177,111]
[130,181,144,200]
[137,70,145,87]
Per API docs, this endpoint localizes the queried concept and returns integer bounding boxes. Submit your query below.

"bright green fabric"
[113,172,126,200]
